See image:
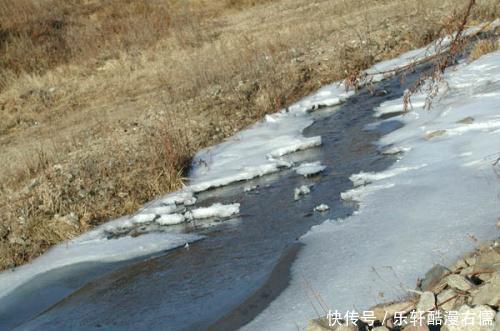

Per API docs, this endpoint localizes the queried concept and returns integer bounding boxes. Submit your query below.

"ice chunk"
[156,214,185,226]
[190,164,284,192]
[349,165,426,187]
[244,185,258,192]
[314,204,330,212]
[294,185,311,200]
[380,145,411,155]
[132,213,157,224]
[268,136,322,157]
[295,161,326,177]
[160,191,196,206]
[185,203,240,220]
[140,205,178,215]
[341,183,395,202]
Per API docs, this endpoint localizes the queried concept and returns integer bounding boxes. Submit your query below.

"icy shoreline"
[0,20,497,303]
[245,50,500,330]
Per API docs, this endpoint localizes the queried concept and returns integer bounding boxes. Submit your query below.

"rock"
[307,318,356,331]
[307,319,331,331]
[456,116,474,124]
[437,289,458,311]
[452,258,468,271]
[403,325,429,331]
[459,266,474,276]
[471,274,500,306]
[477,272,493,282]
[372,327,389,331]
[368,300,415,323]
[476,249,500,266]
[416,291,435,312]
[441,305,495,331]
[425,130,446,140]
[461,263,498,281]
[465,255,477,266]
[420,264,450,291]
[444,274,473,292]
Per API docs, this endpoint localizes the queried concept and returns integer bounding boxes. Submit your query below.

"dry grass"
[469,38,500,60]
[0,0,498,270]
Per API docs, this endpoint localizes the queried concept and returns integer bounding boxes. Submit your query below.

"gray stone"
[444,274,473,292]
[437,289,458,311]
[471,274,500,306]
[307,318,356,331]
[456,116,474,124]
[477,249,500,266]
[441,305,495,331]
[465,255,477,266]
[459,266,474,276]
[420,264,451,291]
[368,300,415,323]
[416,291,435,312]
[402,326,429,331]
[452,258,468,271]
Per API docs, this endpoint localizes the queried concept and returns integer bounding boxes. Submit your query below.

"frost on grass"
[245,50,500,331]
[295,161,326,177]
[185,203,240,220]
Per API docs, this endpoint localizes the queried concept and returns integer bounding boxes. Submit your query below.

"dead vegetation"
[0,0,498,270]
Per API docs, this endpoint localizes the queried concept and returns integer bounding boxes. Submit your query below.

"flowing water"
[0,67,429,331]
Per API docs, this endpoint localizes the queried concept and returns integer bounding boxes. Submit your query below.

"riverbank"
[1,0,498,270]
[308,238,500,330]
[244,45,500,330]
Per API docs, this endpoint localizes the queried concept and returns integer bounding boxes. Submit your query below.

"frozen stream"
[0,64,431,330]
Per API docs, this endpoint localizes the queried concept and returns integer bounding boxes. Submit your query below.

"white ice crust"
[185,203,240,220]
[295,161,327,177]
[2,20,498,314]
[245,50,500,331]
[0,226,200,300]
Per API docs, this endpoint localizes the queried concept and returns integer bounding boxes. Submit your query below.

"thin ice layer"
[0,228,200,299]
[245,51,500,331]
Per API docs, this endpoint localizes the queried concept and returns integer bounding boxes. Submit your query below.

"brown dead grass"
[0,0,498,270]
[469,38,500,60]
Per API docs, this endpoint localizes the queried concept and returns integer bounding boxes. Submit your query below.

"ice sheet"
[245,51,500,331]
[0,228,200,300]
